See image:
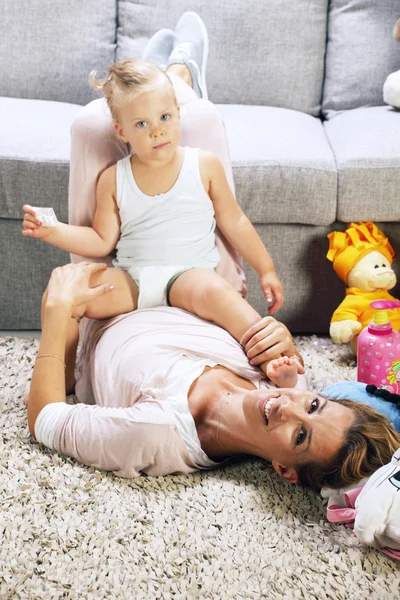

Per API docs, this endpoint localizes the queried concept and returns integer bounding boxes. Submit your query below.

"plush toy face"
[347,250,397,291]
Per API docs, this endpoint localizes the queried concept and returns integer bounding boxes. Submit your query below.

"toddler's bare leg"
[169,269,302,386]
[168,268,273,367]
[74,268,139,320]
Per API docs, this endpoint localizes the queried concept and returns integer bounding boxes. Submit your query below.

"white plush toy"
[383,19,400,109]
[354,448,400,553]
[325,448,400,558]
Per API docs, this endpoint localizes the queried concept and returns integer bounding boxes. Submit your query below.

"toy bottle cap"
[370,300,400,326]
[370,301,400,310]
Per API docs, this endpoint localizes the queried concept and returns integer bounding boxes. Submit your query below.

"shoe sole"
[178,12,209,100]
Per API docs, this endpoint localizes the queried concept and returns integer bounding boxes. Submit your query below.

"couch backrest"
[0,0,117,106]
[117,0,328,117]
[323,0,400,118]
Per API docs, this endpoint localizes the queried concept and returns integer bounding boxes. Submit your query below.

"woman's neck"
[188,365,256,460]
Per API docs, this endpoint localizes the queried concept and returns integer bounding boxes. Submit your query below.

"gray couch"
[1,0,400,331]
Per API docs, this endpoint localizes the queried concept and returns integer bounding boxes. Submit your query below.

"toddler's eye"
[296,428,306,445]
[161,114,170,121]
[309,398,319,413]
[136,121,146,128]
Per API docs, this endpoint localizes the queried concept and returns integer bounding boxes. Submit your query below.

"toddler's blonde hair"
[89,60,176,122]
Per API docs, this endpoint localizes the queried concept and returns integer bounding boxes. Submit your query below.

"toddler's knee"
[197,272,232,303]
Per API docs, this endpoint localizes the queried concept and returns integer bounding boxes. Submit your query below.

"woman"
[26,15,399,490]
[26,261,399,491]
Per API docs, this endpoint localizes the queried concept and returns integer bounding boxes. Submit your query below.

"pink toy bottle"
[357,301,400,392]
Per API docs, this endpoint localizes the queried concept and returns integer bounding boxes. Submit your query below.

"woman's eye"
[296,428,306,445]
[309,398,319,413]
[136,121,146,128]
[161,114,170,121]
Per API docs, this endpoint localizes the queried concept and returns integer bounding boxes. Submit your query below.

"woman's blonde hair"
[296,399,400,491]
[89,60,176,121]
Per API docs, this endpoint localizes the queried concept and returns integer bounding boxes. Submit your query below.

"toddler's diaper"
[128,265,189,309]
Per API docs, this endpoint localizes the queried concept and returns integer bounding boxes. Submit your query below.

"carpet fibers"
[0,335,399,599]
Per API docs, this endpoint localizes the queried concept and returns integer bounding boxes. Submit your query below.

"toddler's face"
[114,76,180,162]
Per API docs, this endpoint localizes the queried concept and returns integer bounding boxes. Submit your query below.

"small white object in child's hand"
[32,207,58,227]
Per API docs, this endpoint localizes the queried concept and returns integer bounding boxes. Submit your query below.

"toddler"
[23,59,302,386]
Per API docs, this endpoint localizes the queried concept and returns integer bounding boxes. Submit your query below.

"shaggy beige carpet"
[0,334,399,599]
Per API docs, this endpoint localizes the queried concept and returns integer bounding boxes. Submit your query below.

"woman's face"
[241,388,354,483]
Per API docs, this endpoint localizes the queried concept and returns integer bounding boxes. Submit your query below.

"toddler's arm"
[202,151,284,313]
[22,166,120,258]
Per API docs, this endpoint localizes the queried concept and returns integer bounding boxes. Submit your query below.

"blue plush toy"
[322,381,400,433]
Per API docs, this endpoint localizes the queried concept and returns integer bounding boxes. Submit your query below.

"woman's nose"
[278,397,299,422]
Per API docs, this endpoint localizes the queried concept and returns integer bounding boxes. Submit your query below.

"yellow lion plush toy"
[327,222,400,349]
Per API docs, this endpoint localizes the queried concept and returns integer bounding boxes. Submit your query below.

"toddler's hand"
[22,205,54,239]
[259,270,284,314]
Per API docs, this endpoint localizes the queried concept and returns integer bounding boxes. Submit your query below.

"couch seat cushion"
[324,106,400,222]
[0,97,82,221]
[218,104,337,226]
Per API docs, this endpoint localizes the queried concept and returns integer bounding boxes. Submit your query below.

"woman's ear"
[272,461,299,484]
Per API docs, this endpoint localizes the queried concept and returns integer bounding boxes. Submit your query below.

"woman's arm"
[27,300,72,436]
[27,263,114,437]
[240,317,304,368]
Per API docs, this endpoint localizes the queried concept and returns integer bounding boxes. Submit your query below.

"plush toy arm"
[354,499,391,546]
[330,320,362,344]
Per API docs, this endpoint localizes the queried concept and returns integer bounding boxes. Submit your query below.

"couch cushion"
[0,0,116,106]
[218,105,337,226]
[117,0,328,116]
[324,106,400,223]
[0,98,82,221]
[323,0,400,118]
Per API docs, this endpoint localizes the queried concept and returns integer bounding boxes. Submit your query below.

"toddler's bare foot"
[264,356,299,388]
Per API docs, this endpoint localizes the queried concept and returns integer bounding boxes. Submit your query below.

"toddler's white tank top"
[113,146,220,270]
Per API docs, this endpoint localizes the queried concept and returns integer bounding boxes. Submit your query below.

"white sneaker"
[142,28,175,70]
[167,12,209,100]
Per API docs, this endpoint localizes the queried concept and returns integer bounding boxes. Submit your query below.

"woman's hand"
[240,316,301,366]
[46,262,114,313]
[259,270,284,314]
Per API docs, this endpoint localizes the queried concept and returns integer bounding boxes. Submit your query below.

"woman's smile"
[259,394,280,424]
